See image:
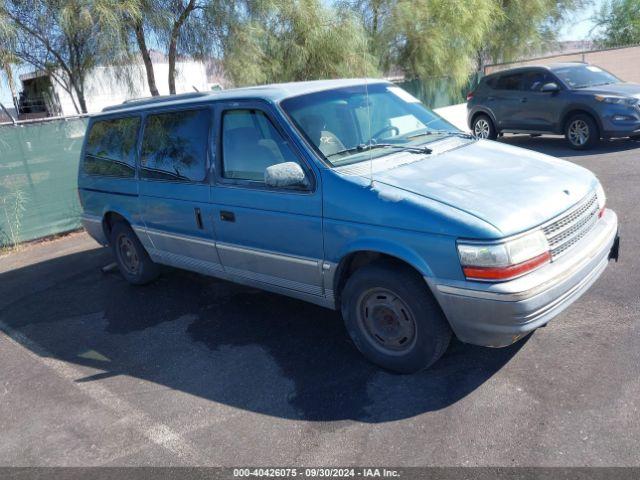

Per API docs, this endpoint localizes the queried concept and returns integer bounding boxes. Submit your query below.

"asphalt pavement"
[0,136,638,466]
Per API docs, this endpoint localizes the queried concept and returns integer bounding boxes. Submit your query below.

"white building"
[18,51,210,118]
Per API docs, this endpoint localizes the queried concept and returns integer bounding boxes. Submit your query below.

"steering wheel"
[367,125,400,143]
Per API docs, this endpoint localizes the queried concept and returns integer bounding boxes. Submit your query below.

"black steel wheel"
[341,261,452,373]
[110,221,160,285]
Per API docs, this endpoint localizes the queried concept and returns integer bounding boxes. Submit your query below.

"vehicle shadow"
[498,134,640,158]
[0,247,527,423]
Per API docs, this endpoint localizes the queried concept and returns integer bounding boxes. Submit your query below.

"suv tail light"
[466,91,474,101]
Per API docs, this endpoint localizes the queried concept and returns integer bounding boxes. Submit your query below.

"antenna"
[362,33,373,187]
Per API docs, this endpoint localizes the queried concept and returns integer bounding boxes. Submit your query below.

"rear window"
[483,76,498,89]
[83,117,140,177]
[140,109,210,182]
[495,73,524,90]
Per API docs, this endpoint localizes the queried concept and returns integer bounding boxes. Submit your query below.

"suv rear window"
[140,109,210,182]
[495,73,524,90]
[83,117,140,177]
[484,76,498,89]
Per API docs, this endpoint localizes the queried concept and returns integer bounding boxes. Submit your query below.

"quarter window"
[140,109,209,182]
[83,117,140,177]
[221,109,301,182]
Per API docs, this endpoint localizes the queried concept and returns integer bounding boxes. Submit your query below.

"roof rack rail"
[102,91,212,112]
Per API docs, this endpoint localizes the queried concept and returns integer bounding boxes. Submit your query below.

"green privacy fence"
[0,117,87,247]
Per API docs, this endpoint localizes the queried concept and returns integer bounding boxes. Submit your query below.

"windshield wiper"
[405,129,475,141]
[326,143,432,158]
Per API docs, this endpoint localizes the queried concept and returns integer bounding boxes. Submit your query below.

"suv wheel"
[341,261,452,373]
[472,114,497,140]
[110,221,160,285]
[565,114,599,150]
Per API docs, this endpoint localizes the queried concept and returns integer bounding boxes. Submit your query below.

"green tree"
[142,0,212,94]
[223,0,378,86]
[0,50,19,112]
[0,0,140,113]
[125,0,160,96]
[0,20,20,112]
[594,0,640,47]
[342,0,584,83]
[481,0,587,69]
[389,0,496,86]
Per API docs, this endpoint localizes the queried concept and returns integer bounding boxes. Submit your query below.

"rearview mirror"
[541,82,560,93]
[265,162,309,189]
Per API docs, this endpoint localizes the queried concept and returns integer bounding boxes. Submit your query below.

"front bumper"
[427,209,619,347]
[600,108,640,138]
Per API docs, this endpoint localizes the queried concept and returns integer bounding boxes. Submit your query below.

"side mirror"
[541,82,560,93]
[265,162,309,189]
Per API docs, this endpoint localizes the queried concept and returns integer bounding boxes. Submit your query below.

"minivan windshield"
[553,65,620,89]
[281,83,456,167]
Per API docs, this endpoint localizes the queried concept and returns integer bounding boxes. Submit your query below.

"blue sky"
[0,0,606,108]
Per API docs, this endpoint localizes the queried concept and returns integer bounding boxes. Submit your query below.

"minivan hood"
[372,139,597,237]
[578,82,640,98]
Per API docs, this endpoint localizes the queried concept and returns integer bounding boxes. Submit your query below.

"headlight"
[458,230,550,281]
[594,95,637,106]
[596,182,606,217]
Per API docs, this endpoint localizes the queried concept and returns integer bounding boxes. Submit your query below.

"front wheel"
[341,261,452,373]
[565,113,599,150]
[472,114,498,140]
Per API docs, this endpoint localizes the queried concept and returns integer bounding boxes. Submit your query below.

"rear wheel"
[565,113,599,150]
[110,221,160,285]
[341,261,452,373]
[472,114,498,140]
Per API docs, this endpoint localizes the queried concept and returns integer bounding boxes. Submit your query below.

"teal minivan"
[79,79,619,373]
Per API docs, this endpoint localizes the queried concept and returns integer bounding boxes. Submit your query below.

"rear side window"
[140,109,210,182]
[83,117,140,177]
[221,109,301,182]
[483,77,496,89]
[495,73,524,90]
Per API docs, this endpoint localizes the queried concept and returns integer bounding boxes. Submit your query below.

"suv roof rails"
[102,91,212,112]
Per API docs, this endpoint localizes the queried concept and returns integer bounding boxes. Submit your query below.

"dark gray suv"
[467,62,640,149]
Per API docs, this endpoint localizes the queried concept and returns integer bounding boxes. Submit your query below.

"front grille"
[543,191,599,259]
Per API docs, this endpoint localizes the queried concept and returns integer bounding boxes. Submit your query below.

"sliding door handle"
[220,211,235,222]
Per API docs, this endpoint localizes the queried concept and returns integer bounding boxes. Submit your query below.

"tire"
[565,113,599,150]
[110,221,160,285]
[472,114,498,140]
[341,261,452,373]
